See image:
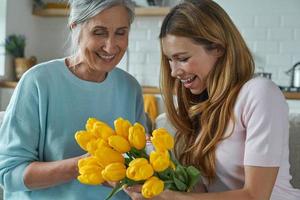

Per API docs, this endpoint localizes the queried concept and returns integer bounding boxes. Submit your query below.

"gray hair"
[67,0,135,55]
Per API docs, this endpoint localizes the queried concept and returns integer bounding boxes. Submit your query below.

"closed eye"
[115,30,127,36]
[115,27,128,36]
[178,57,189,62]
[93,29,108,36]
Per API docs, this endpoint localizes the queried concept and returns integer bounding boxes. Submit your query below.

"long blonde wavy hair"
[159,0,254,183]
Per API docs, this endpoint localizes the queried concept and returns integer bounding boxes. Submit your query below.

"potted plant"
[5,34,36,80]
[33,0,45,8]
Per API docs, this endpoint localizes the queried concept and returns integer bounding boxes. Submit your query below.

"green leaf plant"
[5,34,26,58]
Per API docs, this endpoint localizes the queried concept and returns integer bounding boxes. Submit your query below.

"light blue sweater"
[0,58,146,200]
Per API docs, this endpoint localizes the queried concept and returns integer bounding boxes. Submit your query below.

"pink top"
[202,77,300,199]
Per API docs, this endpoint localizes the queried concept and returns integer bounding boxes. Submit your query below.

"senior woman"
[0,0,146,199]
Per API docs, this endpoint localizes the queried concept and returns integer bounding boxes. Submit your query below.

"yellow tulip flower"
[75,130,97,151]
[128,123,146,150]
[126,158,154,181]
[94,146,124,167]
[151,128,174,151]
[86,138,109,155]
[149,151,170,172]
[77,156,105,185]
[142,176,164,198]
[78,156,100,168]
[108,135,131,153]
[78,173,105,185]
[114,117,132,139]
[85,118,100,132]
[101,162,126,182]
[91,121,115,141]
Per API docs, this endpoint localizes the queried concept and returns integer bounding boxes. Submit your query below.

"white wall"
[214,0,300,113]
[1,0,300,112]
[6,0,69,62]
[128,0,300,112]
[0,0,7,77]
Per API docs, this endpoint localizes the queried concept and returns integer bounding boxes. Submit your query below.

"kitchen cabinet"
[0,87,14,111]
[0,81,16,110]
[1,81,300,107]
[33,6,170,17]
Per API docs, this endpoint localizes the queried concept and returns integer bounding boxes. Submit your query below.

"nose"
[170,61,184,78]
[102,36,117,54]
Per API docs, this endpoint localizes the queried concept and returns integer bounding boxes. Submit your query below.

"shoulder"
[20,58,65,82]
[236,77,288,119]
[12,58,65,97]
[111,68,142,90]
[238,77,285,103]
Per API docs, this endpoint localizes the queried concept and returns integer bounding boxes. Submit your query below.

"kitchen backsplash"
[1,0,300,112]
[124,0,300,88]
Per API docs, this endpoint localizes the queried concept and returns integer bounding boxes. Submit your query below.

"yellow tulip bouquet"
[74,117,201,199]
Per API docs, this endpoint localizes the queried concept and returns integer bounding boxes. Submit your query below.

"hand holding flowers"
[74,117,201,199]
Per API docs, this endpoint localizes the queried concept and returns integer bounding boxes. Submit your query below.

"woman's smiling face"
[162,34,222,94]
[78,5,130,73]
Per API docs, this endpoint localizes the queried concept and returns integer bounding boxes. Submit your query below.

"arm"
[0,74,83,192]
[125,166,278,200]
[166,166,278,200]
[23,156,82,189]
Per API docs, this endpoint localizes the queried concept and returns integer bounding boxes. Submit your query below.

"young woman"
[0,0,145,199]
[124,0,300,199]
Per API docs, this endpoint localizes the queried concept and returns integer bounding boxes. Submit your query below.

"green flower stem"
[128,148,149,159]
[126,152,133,159]
[169,150,180,166]
[104,182,124,200]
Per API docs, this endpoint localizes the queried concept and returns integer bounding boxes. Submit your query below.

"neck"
[65,56,107,82]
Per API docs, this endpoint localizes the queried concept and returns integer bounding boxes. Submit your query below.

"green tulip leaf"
[186,166,201,189]
[172,173,187,191]
[175,165,189,183]
[164,181,178,191]
[157,168,173,180]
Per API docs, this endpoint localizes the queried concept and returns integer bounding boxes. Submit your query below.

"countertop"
[1,81,300,100]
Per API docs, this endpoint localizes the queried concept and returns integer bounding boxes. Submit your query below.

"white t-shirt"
[202,77,300,199]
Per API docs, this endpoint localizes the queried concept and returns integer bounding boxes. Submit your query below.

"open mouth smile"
[96,53,116,61]
[179,75,197,84]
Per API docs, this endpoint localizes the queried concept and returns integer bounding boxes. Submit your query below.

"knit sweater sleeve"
[0,71,41,192]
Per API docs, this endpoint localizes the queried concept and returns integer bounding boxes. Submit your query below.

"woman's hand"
[102,181,118,188]
[123,185,169,200]
[123,185,145,200]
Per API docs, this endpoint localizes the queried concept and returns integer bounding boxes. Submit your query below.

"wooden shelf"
[143,86,161,94]
[283,92,300,100]
[33,7,170,17]
[143,86,300,100]
[33,7,69,17]
[0,81,18,88]
[135,7,170,16]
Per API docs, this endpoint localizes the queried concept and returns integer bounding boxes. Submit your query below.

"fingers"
[103,181,118,188]
[123,185,145,200]
[125,185,143,193]
[81,153,90,158]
